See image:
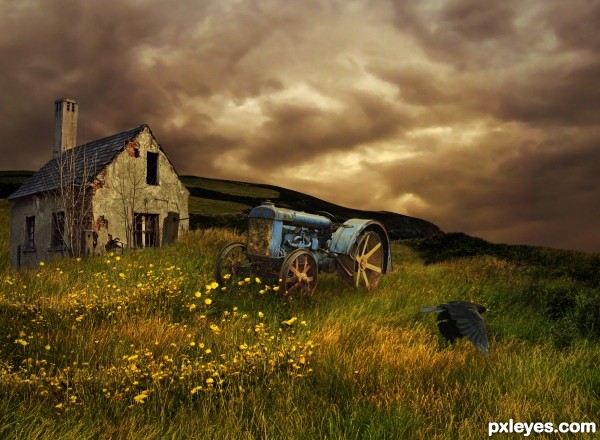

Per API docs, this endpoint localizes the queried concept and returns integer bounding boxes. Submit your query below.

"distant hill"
[180,175,441,239]
[0,171,35,199]
[0,171,441,239]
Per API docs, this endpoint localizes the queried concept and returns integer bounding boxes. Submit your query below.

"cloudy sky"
[1,0,599,252]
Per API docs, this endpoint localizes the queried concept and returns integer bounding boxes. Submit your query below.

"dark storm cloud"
[377,125,600,251]
[243,89,411,168]
[1,0,600,252]
[494,59,600,126]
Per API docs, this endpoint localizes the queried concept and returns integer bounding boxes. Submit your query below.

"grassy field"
[0,199,599,439]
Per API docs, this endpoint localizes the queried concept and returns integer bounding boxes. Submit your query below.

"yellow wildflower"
[194,291,202,298]
[39,261,45,267]
[133,390,151,404]
[210,281,219,289]
[204,298,212,305]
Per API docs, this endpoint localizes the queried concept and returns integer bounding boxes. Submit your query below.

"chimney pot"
[53,98,78,158]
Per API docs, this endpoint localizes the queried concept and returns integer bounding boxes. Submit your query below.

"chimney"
[53,98,78,158]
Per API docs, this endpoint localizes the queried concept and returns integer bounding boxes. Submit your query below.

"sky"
[1,0,599,252]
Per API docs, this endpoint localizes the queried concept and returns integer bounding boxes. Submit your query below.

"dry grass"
[0,221,598,439]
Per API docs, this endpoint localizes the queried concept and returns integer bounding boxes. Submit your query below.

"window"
[25,216,35,250]
[146,152,159,185]
[134,213,159,248]
[51,211,65,248]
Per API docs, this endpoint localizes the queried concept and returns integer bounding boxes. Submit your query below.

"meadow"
[0,200,599,439]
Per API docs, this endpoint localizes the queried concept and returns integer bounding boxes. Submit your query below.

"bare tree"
[43,144,96,257]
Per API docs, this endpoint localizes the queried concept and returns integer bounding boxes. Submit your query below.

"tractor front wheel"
[279,249,318,295]
[214,242,251,286]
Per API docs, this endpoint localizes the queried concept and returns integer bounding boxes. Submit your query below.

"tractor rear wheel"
[214,242,251,286]
[279,249,318,295]
[337,231,384,290]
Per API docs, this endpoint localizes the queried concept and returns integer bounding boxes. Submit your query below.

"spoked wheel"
[337,231,384,290]
[279,249,318,295]
[214,242,251,286]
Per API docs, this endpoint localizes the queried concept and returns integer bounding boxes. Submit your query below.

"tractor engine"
[247,201,332,259]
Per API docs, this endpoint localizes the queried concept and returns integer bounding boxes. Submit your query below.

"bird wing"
[420,306,446,313]
[445,303,489,353]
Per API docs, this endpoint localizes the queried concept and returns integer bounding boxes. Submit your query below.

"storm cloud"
[1,0,599,252]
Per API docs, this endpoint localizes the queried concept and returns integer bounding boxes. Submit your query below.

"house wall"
[91,127,189,252]
[9,194,70,267]
[9,126,189,267]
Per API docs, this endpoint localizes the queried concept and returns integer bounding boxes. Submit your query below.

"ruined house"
[8,98,189,268]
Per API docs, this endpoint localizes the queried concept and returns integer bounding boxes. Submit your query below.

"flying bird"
[421,301,489,352]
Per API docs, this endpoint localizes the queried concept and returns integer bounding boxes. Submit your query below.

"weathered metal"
[215,201,392,295]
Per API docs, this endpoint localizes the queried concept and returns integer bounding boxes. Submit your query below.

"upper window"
[25,216,35,250]
[146,152,159,185]
[51,211,65,248]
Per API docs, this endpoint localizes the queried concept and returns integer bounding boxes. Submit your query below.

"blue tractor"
[214,201,392,295]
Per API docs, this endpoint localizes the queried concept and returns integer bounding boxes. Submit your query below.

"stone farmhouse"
[8,98,189,268]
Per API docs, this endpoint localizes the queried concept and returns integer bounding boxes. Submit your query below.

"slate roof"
[7,125,147,201]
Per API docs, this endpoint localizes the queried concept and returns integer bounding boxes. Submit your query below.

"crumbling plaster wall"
[92,127,189,250]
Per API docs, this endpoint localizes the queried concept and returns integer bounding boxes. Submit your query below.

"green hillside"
[180,175,440,238]
[0,170,34,199]
[0,171,440,239]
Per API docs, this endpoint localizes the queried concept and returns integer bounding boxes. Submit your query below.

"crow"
[421,301,489,352]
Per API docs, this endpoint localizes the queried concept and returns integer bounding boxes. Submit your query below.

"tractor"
[214,201,392,295]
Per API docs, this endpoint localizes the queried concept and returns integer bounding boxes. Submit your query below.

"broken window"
[134,213,159,248]
[25,216,35,250]
[51,211,65,248]
[146,152,159,185]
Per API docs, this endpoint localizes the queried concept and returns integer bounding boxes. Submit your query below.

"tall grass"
[0,221,598,438]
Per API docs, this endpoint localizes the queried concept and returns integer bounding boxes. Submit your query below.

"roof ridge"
[7,124,148,200]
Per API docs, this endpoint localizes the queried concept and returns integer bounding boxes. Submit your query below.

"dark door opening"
[134,213,159,248]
